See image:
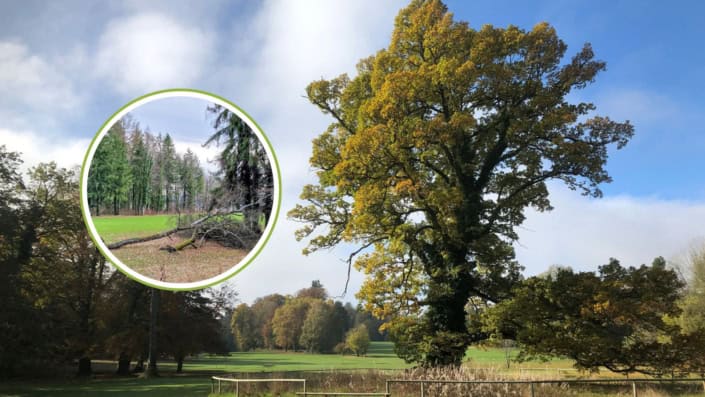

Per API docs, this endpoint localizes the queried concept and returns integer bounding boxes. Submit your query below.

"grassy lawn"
[466,346,575,370]
[0,342,407,397]
[179,342,411,373]
[0,377,210,397]
[92,214,177,244]
[92,213,246,244]
[3,343,701,396]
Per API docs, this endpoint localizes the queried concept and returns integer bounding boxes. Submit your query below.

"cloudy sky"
[1,0,704,303]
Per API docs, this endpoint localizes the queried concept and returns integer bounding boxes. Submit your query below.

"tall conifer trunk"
[142,288,160,378]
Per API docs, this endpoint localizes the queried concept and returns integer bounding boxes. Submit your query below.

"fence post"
[235,381,239,397]
[303,379,307,397]
[420,381,425,397]
[385,380,390,397]
[530,382,535,397]
[632,381,637,397]
[218,379,221,394]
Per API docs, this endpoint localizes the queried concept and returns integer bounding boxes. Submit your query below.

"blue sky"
[1,1,703,302]
[450,0,705,200]
[127,97,221,172]
[128,97,214,142]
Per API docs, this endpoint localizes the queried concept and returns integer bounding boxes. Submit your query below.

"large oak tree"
[289,0,633,366]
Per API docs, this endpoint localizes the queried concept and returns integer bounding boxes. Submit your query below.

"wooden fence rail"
[211,376,306,397]
[386,378,705,397]
[211,375,705,397]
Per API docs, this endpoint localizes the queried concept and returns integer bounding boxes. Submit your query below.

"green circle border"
[79,88,282,291]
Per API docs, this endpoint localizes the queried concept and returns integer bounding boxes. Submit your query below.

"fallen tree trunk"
[106,211,247,250]
[107,227,184,249]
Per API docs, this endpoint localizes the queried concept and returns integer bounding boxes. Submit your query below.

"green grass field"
[176,341,410,373]
[92,213,246,244]
[92,214,177,244]
[0,342,406,397]
[3,343,700,397]
[0,377,210,397]
[466,346,573,368]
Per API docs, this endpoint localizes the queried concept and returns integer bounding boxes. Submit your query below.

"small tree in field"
[678,242,705,334]
[345,324,371,357]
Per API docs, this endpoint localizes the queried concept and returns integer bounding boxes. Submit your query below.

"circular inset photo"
[80,90,280,290]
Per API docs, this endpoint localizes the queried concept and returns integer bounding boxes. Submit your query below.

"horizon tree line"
[87,115,209,216]
[230,281,386,355]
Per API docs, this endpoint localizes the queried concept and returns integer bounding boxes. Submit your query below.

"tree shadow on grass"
[0,377,209,397]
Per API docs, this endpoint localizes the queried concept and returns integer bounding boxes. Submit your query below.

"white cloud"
[117,0,228,24]
[252,1,403,96]
[213,0,404,303]
[224,0,404,114]
[0,41,80,111]
[236,183,705,304]
[594,88,681,126]
[516,184,705,275]
[173,140,221,174]
[224,0,406,196]
[95,13,214,95]
[233,181,705,304]
[232,216,365,304]
[0,128,89,172]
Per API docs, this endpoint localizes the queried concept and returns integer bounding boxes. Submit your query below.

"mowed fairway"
[92,214,176,244]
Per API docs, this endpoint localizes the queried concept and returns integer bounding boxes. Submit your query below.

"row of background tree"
[0,146,235,377]
[230,280,386,355]
[87,115,211,216]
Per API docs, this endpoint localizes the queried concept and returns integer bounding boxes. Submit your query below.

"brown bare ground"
[110,232,248,283]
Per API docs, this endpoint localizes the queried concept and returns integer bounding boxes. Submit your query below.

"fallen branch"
[173,228,199,252]
[107,227,185,249]
[106,209,246,250]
